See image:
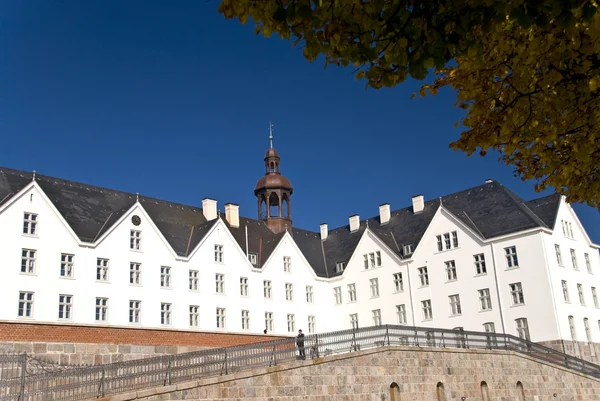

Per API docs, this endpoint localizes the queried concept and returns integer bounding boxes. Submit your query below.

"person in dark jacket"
[296,329,305,359]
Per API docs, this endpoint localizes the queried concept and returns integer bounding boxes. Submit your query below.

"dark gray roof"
[293,181,561,278]
[0,167,282,264]
[1,167,563,278]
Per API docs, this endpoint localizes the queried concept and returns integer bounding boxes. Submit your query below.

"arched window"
[269,162,275,172]
[481,381,489,401]
[260,196,267,219]
[389,382,400,401]
[516,381,525,401]
[282,195,289,218]
[268,192,280,217]
[436,382,445,401]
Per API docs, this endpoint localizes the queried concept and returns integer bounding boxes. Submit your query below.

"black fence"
[1,324,599,401]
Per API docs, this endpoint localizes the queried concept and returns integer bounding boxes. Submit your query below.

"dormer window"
[335,262,345,273]
[248,253,257,266]
[23,213,38,235]
[130,230,141,250]
[403,244,413,256]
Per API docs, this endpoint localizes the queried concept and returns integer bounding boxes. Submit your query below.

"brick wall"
[104,346,600,401]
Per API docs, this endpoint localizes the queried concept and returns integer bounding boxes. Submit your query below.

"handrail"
[0,324,598,401]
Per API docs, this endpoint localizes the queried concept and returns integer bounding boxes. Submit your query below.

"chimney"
[202,198,217,221]
[320,223,328,241]
[412,195,424,214]
[379,203,390,225]
[349,215,360,232]
[485,178,493,184]
[224,203,239,228]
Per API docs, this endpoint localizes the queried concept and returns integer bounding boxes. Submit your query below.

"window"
[240,277,249,296]
[189,305,199,327]
[214,245,224,263]
[483,322,496,347]
[160,303,171,325]
[396,304,407,324]
[585,253,592,274]
[348,284,357,302]
[308,316,316,334]
[96,258,109,281]
[306,285,314,303]
[60,254,74,278]
[515,318,530,341]
[568,315,578,341]
[445,260,457,281]
[562,280,570,303]
[160,266,171,288]
[335,262,345,273]
[393,273,403,293]
[452,231,458,247]
[350,313,359,329]
[18,292,34,317]
[363,252,382,269]
[449,294,462,316]
[437,231,459,251]
[58,295,73,320]
[369,278,379,298]
[287,314,295,332]
[372,309,382,326]
[129,300,141,323]
[577,283,585,305]
[555,244,563,265]
[505,246,519,268]
[129,263,141,285]
[215,274,225,294]
[592,287,599,308]
[403,244,413,256]
[444,233,451,249]
[248,253,257,266]
[334,287,342,305]
[422,300,433,320]
[571,249,578,270]
[474,254,487,275]
[21,249,36,274]
[23,213,38,235]
[483,322,495,333]
[436,235,443,252]
[95,298,108,321]
[285,283,294,301]
[510,283,524,305]
[283,256,291,272]
[479,288,492,311]
[130,230,141,250]
[265,312,273,332]
[562,220,574,238]
[216,308,226,328]
[189,270,199,291]
[584,318,592,342]
[418,267,429,287]
[241,310,250,330]
[263,280,272,299]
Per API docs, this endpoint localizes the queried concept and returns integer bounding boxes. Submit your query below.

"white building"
[0,143,599,360]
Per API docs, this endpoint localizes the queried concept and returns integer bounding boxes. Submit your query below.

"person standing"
[296,329,305,359]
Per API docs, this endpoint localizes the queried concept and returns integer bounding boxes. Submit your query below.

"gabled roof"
[293,181,561,278]
[0,167,283,264]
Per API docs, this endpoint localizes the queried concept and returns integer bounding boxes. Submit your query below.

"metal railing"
[1,324,599,401]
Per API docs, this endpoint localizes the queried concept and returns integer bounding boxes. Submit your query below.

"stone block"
[33,343,47,353]
[118,345,131,353]
[59,354,69,365]
[13,343,33,353]
[165,346,177,355]
[87,344,100,354]
[64,343,75,354]
[69,354,82,365]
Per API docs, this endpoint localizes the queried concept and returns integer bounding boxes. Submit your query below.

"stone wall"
[539,339,600,364]
[102,346,600,401]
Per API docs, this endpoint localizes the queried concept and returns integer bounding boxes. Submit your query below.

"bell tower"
[254,123,293,234]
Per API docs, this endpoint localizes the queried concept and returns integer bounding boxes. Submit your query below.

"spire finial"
[136,192,139,202]
[269,122,274,149]
[32,170,36,181]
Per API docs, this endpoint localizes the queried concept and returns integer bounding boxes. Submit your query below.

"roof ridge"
[496,183,549,229]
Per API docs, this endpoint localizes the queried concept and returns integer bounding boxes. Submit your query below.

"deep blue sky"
[1,0,599,243]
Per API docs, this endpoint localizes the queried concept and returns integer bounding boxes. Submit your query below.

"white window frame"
[240,277,249,297]
[350,313,359,329]
[333,287,342,305]
[585,253,593,274]
[160,266,171,288]
[189,305,199,327]
[348,283,357,302]
[449,294,462,316]
[418,267,429,287]
[189,270,199,291]
[335,262,345,273]
[372,309,382,326]
[396,304,407,324]
[393,273,403,293]
[129,300,141,323]
[403,244,413,256]
[451,231,458,248]
[510,282,525,305]
[160,303,172,325]
[285,283,294,301]
[241,310,250,330]
[215,273,225,294]
[577,283,585,305]
[216,308,226,329]
[263,280,272,299]
[21,249,36,275]
[474,253,487,275]
[95,298,108,322]
[562,280,570,303]
[436,235,443,252]
[265,312,273,332]
[555,244,563,266]
[306,285,314,303]
[58,294,73,320]
[308,315,316,334]
[445,260,457,281]
[369,278,379,298]
[18,292,34,318]
[505,246,519,269]
[422,300,433,320]
[96,258,109,282]
[283,256,291,272]
[592,287,599,308]
[129,263,142,285]
[130,230,142,250]
[515,318,530,341]
[248,253,257,266]
[479,288,492,311]
[287,314,296,332]
[23,213,38,235]
[571,249,579,270]
[60,253,74,278]
[214,244,224,263]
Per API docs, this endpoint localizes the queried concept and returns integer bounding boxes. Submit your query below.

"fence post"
[272,345,277,366]
[220,350,228,376]
[385,325,390,346]
[164,357,172,385]
[100,365,106,397]
[18,353,26,401]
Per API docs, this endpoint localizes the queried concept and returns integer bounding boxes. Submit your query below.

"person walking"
[296,329,305,359]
